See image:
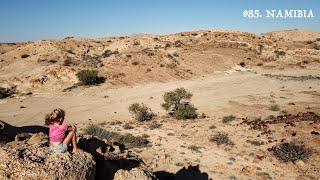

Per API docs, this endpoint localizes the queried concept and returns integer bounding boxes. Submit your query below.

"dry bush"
[102,49,119,57]
[209,132,234,146]
[270,142,312,162]
[148,121,162,130]
[270,104,280,111]
[222,115,236,123]
[129,103,155,121]
[76,70,105,85]
[188,145,202,153]
[0,87,13,99]
[123,123,134,130]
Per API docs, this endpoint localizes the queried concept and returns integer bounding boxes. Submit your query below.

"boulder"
[114,167,155,180]
[0,133,96,180]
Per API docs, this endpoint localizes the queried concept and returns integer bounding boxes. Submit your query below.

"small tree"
[129,103,155,121]
[76,70,105,85]
[162,88,192,111]
[162,88,198,120]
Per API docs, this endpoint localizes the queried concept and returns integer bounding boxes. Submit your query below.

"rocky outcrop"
[0,122,157,180]
[0,132,96,180]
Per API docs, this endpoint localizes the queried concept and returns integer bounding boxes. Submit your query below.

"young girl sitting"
[45,108,79,153]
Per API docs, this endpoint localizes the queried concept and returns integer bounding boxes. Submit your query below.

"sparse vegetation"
[112,133,149,148]
[188,145,202,153]
[222,115,236,123]
[21,54,30,58]
[162,88,198,120]
[83,124,117,139]
[123,123,134,129]
[210,132,234,146]
[109,120,122,125]
[271,142,312,163]
[76,70,105,85]
[102,49,119,57]
[83,124,149,148]
[148,121,162,130]
[270,104,280,111]
[129,103,155,121]
[0,87,13,99]
[274,49,286,57]
[66,49,75,54]
[314,43,320,50]
[63,58,73,66]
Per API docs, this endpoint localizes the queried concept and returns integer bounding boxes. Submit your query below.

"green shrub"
[270,104,280,111]
[222,115,236,123]
[0,87,12,99]
[112,133,149,148]
[83,124,149,148]
[129,103,155,121]
[76,70,105,85]
[21,54,30,58]
[83,124,117,139]
[174,103,198,120]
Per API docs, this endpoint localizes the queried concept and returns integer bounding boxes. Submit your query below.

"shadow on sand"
[154,165,210,180]
[78,136,141,180]
[0,120,48,142]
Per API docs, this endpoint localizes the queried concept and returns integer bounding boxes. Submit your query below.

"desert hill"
[1,29,318,94]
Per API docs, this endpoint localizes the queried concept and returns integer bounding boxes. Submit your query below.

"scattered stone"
[241,166,256,175]
[250,139,264,146]
[295,160,305,168]
[310,131,319,135]
[241,112,320,135]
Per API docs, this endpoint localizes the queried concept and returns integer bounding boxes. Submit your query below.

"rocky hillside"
[1,30,319,94]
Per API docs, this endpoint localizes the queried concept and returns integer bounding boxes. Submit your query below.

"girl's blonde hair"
[45,108,65,125]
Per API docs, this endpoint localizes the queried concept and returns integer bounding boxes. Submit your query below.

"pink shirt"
[49,123,68,142]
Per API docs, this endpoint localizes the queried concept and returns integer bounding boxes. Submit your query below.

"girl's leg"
[63,130,75,146]
[71,132,78,152]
